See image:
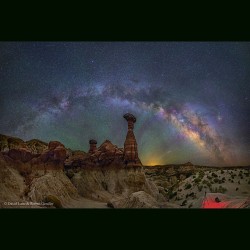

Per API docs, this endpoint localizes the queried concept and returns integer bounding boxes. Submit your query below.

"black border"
[1,21,250,241]
[1,17,250,41]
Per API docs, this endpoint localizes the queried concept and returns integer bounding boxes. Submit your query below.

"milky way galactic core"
[0,42,249,166]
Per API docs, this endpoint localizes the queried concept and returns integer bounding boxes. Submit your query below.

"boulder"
[64,150,87,168]
[25,139,48,154]
[41,141,66,163]
[110,191,159,208]
[48,141,64,151]
[8,148,34,163]
[84,140,124,167]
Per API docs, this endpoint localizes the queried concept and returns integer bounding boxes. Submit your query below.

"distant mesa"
[183,162,194,166]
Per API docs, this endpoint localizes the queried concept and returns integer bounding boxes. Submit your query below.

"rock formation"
[0,136,80,208]
[70,165,167,207]
[88,139,97,154]
[109,191,178,208]
[63,114,142,169]
[87,140,124,166]
[123,113,141,166]
[64,149,87,169]
[0,134,48,154]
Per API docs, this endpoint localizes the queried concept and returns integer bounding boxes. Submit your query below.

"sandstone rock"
[53,145,66,161]
[71,166,163,204]
[25,139,48,154]
[0,154,26,207]
[0,134,27,152]
[83,140,124,167]
[41,141,66,163]
[64,150,87,168]
[8,148,34,163]
[123,113,141,166]
[48,141,64,151]
[27,170,79,207]
[88,139,97,154]
[110,191,159,208]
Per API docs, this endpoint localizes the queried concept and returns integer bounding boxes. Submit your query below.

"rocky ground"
[0,133,249,208]
[0,134,169,208]
[144,165,250,208]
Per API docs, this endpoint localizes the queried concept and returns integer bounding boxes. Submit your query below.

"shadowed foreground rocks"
[70,165,167,206]
[0,134,169,208]
[2,130,249,208]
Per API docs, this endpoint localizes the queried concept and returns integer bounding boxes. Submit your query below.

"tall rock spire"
[89,139,97,154]
[123,113,141,166]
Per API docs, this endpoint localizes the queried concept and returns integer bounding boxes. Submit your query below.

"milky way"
[0,42,250,166]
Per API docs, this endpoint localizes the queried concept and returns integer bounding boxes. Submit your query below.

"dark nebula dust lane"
[0,42,250,166]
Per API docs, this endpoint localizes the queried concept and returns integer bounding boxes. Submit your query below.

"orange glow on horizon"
[145,160,161,166]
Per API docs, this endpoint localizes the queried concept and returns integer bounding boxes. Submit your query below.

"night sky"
[0,42,250,166]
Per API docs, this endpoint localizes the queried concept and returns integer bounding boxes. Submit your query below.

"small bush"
[236,187,239,191]
[189,192,195,198]
[66,169,74,179]
[107,202,114,208]
[198,185,203,192]
[214,178,219,183]
[169,191,177,199]
[220,170,224,174]
[218,185,227,193]
[212,173,218,178]
[202,179,208,185]
[180,200,187,206]
[184,183,192,190]
[194,178,201,184]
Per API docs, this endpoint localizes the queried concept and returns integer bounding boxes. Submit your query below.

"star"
[0,41,249,166]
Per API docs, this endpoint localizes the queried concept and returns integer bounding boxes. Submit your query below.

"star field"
[0,42,250,166]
